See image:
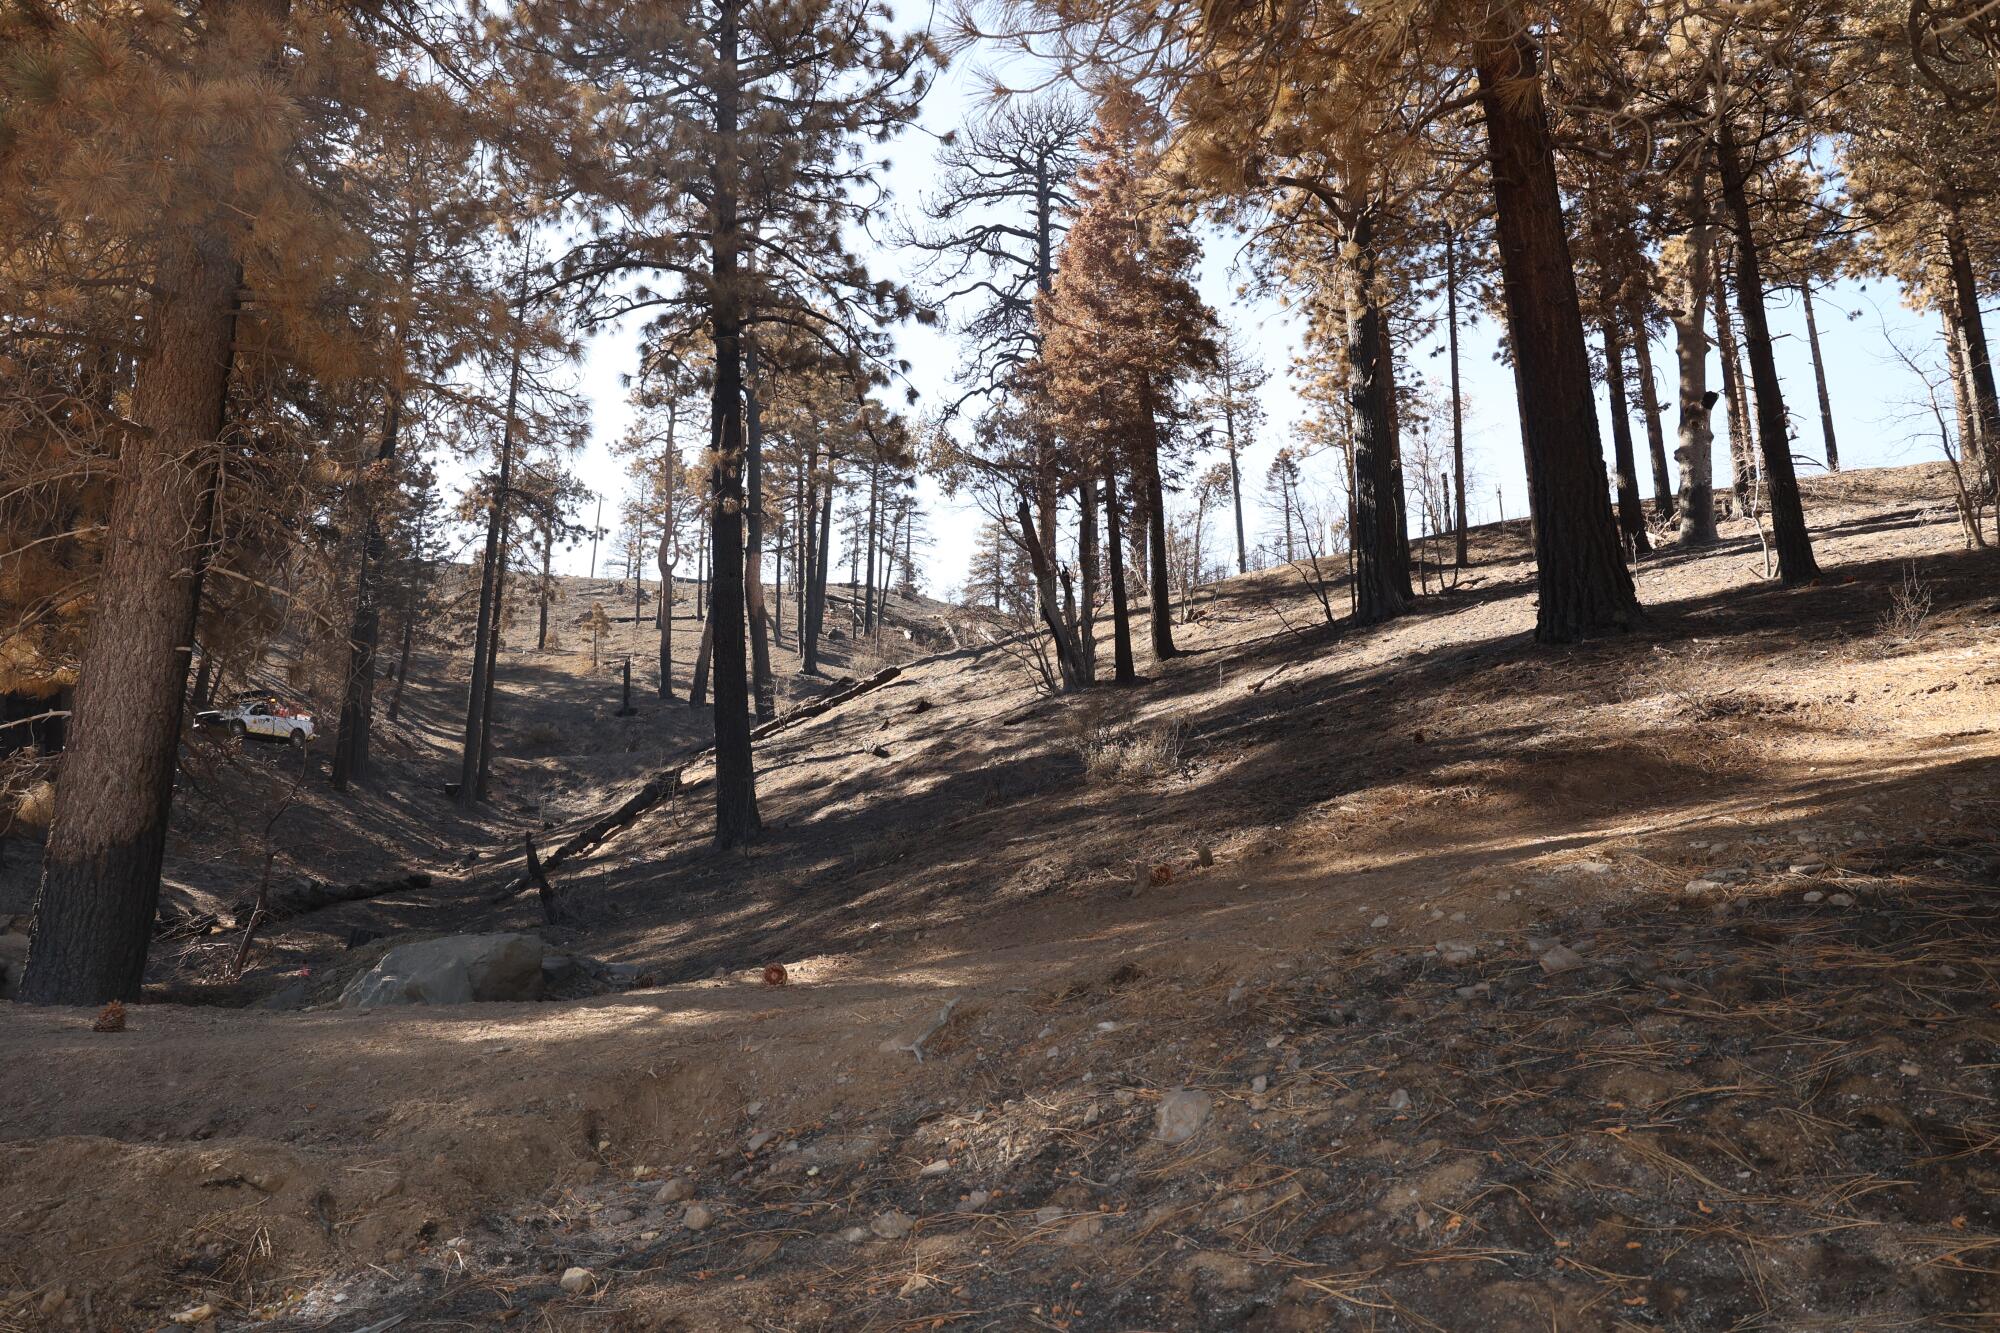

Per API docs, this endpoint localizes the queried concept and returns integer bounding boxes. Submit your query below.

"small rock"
[1827,892,1855,908]
[1789,862,1826,874]
[1899,1062,1921,1077]
[1575,861,1612,876]
[597,1206,635,1226]
[1802,891,1824,904]
[1386,1088,1412,1111]
[954,1189,992,1213]
[559,1267,594,1295]
[1035,1205,1067,1225]
[1250,1075,1268,1095]
[1370,915,1390,929]
[1437,940,1478,966]
[745,1101,764,1118]
[838,1225,871,1243]
[746,1130,774,1152]
[1454,983,1490,1000]
[1683,880,1721,899]
[1060,1215,1105,1244]
[682,1203,715,1231]
[656,1177,694,1205]
[1538,943,1585,975]
[1155,1089,1213,1144]
[919,1158,950,1178]
[871,1209,914,1240]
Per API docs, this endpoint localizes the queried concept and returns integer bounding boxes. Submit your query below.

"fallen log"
[489,665,905,903]
[231,872,434,926]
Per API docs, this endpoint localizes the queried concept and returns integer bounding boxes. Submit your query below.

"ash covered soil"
[4,463,1999,1331]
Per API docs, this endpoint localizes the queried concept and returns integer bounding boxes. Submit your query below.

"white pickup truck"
[195,693,315,746]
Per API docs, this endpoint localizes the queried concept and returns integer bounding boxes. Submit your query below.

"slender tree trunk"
[744,336,774,720]
[1139,382,1178,660]
[458,267,528,807]
[1945,210,2000,492]
[690,610,714,708]
[1716,121,1818,583]
[772,518,784,646]
[795,456,812,646]
[1673,157,1720,546]
[1474,13,1640,640]
[863,457,881,636]
[1629,306,1675,518]
[1380,311,1414,592]
[1103,465,1136,685]
[704,0,759,847]
[537,531,552,651]
[330,396,401,792]
[1799,284,1840,472]
[1077,477,1099,683]
[1712,264,1754,510]
[1446,229,1469,568]
[476,564,505,799]
[804,464,835,674]
[1942,295,1982,482]
[1601,316,1650,553]
[387,612,414,723]
[21,126,264,1003]
[1346,214,1411,624]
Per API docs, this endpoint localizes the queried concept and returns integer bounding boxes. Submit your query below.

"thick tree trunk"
[744,337,774,720]
[1799,284,1839,472]
[1672,167,1720,547]
[1103,465,1136,685]
[1601,316,1650,553]
[1474,11,1640,641]
[1346,215,1411,624]
[705,1,758,847]
[1716,122,1818,583]
[1446,230,1469,568]
[1629,307,1675,519]
[330,399,401,791]
[21,223,247,1007]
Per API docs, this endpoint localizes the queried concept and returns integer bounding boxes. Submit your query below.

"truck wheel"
[289,729,308,747]
[228,720,247,740]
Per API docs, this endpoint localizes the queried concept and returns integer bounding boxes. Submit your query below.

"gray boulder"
[340,933,545,1008]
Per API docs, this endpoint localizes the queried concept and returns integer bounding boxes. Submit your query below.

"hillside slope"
[3,463,1998,1331]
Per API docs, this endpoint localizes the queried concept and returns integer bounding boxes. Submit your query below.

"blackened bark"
[1946,212,2000,491]
[1473,11,1640,641]
[1601,317,1650,553]
[1077,477,1099,682]
[1347,216,1410,624]
[476,563,505,799]
[387,612,414,723]
[1716,122,1818,583]
[1628,306,1675,518]
[1139,382,1177,660]
[705,2,758,847]
[21,0,283,1004]
[1712,265,1754,509]
[744,337,774,720]
[691,611,714,708]
[1799,284,1839,472]
[1103,465,1136,685]
[1446,230,1469,568]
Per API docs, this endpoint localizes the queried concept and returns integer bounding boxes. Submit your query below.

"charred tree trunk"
[1945,210,2000,492]
[330,393,402,792]
[1446,229,1469,568]
[1716,121,1818,583]
[1799,284,1839,473]
[1346,214,1412,624]
[1712,263,1754,511]
[1474,14,1640,641]
[1077,477,1100,683]
[1103,465,1137,685]
[476,563,505,799]
[387,611,414,723]
[804,464,835,675]
[1139,381,1178,660]
[744,336,775,721]
[1629,306,1675,520]
[705,0,759,847]
[691,610,714,708]
[1600,316,1651,553]
[22,0,286,1005]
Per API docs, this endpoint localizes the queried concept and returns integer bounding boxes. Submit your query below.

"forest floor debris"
[3,465,1999,1330]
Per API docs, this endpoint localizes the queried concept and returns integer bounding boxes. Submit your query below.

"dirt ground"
[3,463,1999,1331]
